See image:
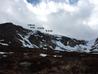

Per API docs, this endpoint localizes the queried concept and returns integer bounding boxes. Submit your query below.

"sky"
[0,0,98,40]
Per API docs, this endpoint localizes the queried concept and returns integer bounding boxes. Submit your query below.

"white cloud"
[0,0,98,40]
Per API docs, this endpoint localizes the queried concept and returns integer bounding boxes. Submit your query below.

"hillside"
[0,22,98,74]
[0,22,98,53]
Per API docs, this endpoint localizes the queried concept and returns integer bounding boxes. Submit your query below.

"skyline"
[0,0,98,40]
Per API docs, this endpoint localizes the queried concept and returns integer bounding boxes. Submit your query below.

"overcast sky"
[0,0,98,40]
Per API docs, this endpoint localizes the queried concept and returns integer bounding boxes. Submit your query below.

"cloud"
[45,0,96,39]
[0,0,98,40]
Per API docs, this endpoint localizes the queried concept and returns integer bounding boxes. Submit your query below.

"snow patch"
[55,41,91,53]
[18,33,38,48]
[40,53,47,57]
[0,52,5,54]
[0,39,4,41]
[53,55,62,57]
[87,39,95,49]
[0,43,9,46]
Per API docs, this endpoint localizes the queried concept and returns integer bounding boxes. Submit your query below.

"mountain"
[0,22,98,53]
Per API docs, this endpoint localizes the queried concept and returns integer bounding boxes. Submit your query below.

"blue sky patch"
[27,0,41,6]
[68,0,79,4]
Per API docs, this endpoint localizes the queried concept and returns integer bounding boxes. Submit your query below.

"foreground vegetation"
[0,47,98,74]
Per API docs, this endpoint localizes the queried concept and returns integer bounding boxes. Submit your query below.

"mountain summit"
[0,22,98,53]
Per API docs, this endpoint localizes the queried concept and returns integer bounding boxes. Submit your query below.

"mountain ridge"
[0,22,98,53]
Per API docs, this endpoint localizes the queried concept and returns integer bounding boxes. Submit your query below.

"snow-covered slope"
[0,22,98,53]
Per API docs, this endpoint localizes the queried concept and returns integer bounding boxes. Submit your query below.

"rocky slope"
[0,22,98,53]
[0,22,98,74]
[0,48,98,74]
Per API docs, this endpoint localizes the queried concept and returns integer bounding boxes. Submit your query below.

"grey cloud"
[0,0,98,40]
[46,4,96,40]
